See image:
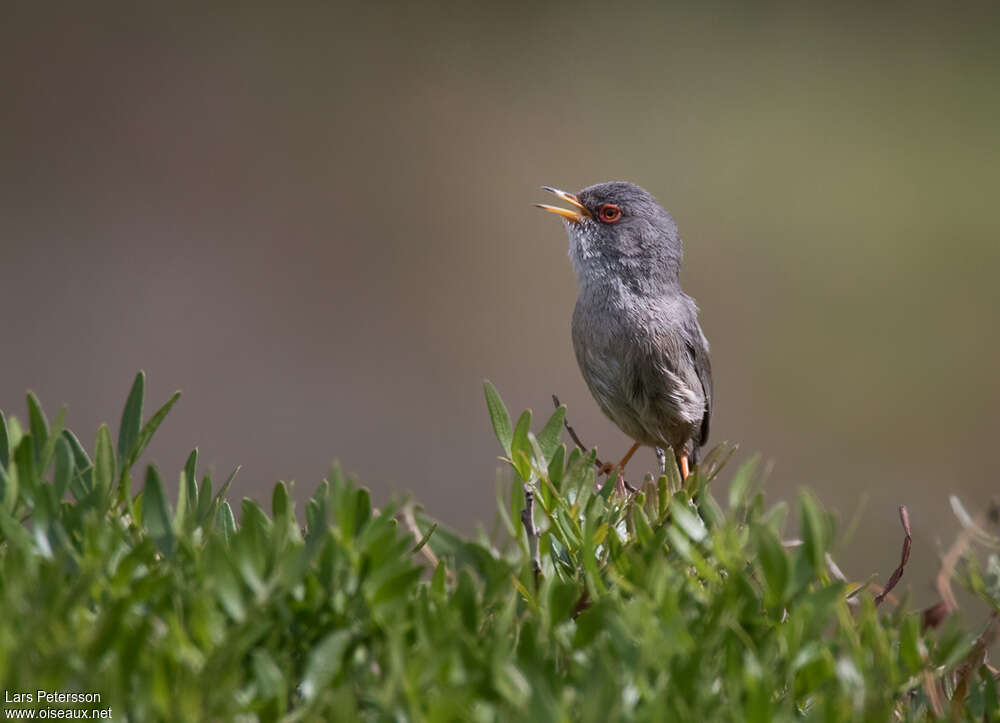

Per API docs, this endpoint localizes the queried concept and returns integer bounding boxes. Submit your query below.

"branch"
[397,504,450,581]
[521,483,540,583]
[874,506,911,606]
[921,499,1000,629]
[923,513,977,628]
[552,394,604,468]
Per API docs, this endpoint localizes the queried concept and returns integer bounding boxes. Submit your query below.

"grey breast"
[571,287,706,452]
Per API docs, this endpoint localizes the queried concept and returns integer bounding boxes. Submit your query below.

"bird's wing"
[684,316,713,447]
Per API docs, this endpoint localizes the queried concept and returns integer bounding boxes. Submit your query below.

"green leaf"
[671,501,707,542]
[898,614,923,673]
[728,455,758,510]
[217,501,237,542]
[663,447,683,494]
[574,599,615,647]
[125,391,181,470]
[411,521,437,554]
[142,465,175,556]
[37,407,66,475]
[251,650,286,704]
[93,424,115,505]
[301,630,352,701]
[483,380,513,455]
[547,443,565,491]
[117,371,145,465]
[756,524,789,605]
[510,410,532,479]
[52,437,73,500]
[26,392,48,466]
[982,665,1000,722]
[371,565,422,609]
[62,429,91,468]
[799,490,828,574]
[536,405,566,462]
[272,480,291,520]
[0,408,8,470]
[0,462,17,514]
[175,470,189,531]
[213,466,240,511]
[431,561,447,598]
[196,476,213,525]
[183,449,199,516]
[13,436,36,507]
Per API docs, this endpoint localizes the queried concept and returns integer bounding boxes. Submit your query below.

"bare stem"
[521,483,540,583]
[397,504,451,581]
[874,505,911,606]
[552,394,604,468]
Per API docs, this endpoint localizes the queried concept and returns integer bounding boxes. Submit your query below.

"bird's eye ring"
[598,204,622,223]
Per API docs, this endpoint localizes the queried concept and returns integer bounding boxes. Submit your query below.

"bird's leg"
[597,441,641,477]
[655,447,667,475]
[677,453,690,481]
[619,441,641,471]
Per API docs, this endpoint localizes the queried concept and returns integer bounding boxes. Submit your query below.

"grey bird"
[536,181,712,482]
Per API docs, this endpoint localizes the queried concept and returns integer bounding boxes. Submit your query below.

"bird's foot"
[655,447,667,475]
[597,461,616,477]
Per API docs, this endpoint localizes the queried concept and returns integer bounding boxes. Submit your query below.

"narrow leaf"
[0,409,8,469]
[52,437,73,500]
[142,465,175,555]
[217,501,237,541]
[536,405,566,461]
[13,437,36,507]
[411,521,437,554]
[301,630,351,701]
[26,392,48,466]
[125,391,181,470]
[272,480,291,520]
[212,466,240,510]
[184,449,199,513]
[117,371,145,464]
[38,407,66,475]
[483,380,513,455]
[799,490,828,574]
[0,462,17,514]
[93,425,115,505]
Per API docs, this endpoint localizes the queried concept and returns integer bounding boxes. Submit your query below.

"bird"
[536,181,712,483]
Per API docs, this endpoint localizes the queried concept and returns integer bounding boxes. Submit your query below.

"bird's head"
[536,181,682,290]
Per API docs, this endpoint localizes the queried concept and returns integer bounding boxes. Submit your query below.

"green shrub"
[0,373,996,721]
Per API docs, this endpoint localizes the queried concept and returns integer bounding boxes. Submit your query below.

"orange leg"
[618,441,641,472]
[598,441,642,477]
[678,453,690,480]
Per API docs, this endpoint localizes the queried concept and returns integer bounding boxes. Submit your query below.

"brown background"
[2,2,999,607]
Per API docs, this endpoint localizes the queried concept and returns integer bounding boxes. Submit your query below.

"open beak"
[535,186,590,223]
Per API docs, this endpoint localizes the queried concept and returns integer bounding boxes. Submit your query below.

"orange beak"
[535,186,591,223]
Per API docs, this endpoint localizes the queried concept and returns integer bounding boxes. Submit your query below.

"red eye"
[598,204,622,223]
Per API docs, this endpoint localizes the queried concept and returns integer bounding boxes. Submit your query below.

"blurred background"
[2,2,998,606]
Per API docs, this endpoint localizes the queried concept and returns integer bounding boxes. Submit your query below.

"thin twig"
[922,670,946,719]
[875,506,912,606]
[921,500,1000,629]
[924,517,976,628]
[552,394,604,468]
[398,504,450,579]
[521,483,541,583]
